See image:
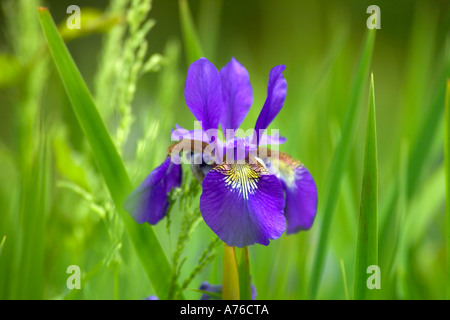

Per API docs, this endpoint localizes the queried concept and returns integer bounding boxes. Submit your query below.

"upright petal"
[220,58,253,133]
[185,58,224,132]
[124,157,182,225]
[260,151,317,233]
[254,65,287,145]
[200,162,286,247]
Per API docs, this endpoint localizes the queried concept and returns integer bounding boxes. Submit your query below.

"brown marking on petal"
[256,147,302,168]
[167,139,210,155]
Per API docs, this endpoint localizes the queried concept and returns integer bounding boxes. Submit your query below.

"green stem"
[445,79,450,299]
[238,247,252,300]
[222,244,240,300]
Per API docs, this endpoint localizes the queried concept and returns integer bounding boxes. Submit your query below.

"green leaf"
[445,79,450,299]
[238,247,252,300]
[222,244,240,300]
[0,236,5,258]
[309,29,376,299]
[37,7,181,299]
[392,141,409,299]
[179,0,204,63]
[354,73,378,300]
[17,134,50,299]
[339,259,349,301]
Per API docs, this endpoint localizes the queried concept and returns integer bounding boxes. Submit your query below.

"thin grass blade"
[179,0,204,63]
[309,29,376,299]
[38,7,181,299]
[445,79,450,299]
[339,259,349,300]
[0,236,5,259]
[353,73,378,300]
[238,247,252,300]
[393,141,408,299]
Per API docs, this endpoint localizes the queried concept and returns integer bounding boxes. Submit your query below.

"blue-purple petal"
[185,58,224,132]
[254,65,287,145]
[220,58,253,133]
[261,152,317,233]
[124,157,182,225]
[199,282,222,300]
[200,163,286,247]
[284,165,317,233]
[199,281,257,300]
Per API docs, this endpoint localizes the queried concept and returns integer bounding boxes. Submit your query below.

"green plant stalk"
[238,247,252,300]
[179,0,204,64]
[222,244,240,300]
[17,133,50,299]
[394,141,408,299]
[339,259,349,300]
[354,73,378,300]
[310,29,376,299]
[378,72,447,285]
[445,79,450,299]
[0,236,5,258]
[37,7,182,299]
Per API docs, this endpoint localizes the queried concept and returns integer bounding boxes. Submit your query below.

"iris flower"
[125,57,318,248]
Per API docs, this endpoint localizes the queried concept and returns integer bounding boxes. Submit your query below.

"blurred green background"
[0,0,449,300]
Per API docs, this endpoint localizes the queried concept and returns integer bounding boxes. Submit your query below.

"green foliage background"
[0,0,449,299]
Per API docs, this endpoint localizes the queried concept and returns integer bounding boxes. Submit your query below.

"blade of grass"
[0,236,5,258]
[393,141,408,299]
[309,29,376,299]
[198,0,222,59]
[179,0,204,63]
[222,244,240,300]
[405,165,445,247]
[445,79,450,299]
[339,259,349,300]
[379,72,447,272]
[238,247,252,300]
[354,73,378,300]
[17,133,50,299]
[38,7,182,299]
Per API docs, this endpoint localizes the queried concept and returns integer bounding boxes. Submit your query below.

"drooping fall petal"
[200,162,286,247]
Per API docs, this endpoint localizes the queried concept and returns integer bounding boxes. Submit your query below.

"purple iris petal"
[257,133,287,145]
[172,124,211,144]
[200,163,286,247]
[185,58,224,132]
[199,282,222,300]
[199,281,257,300]
[124,157,182,225]
[242,133,286,148]
[254,65,287,145]
[220,58,253,134]
[262,153,318,233]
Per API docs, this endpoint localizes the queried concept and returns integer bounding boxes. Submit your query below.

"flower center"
[216,163,261,200]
